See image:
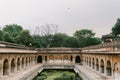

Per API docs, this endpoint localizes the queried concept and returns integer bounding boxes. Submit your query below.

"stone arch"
[29,57,30,65]
[26,57,28,67]
[87,57,88,66]
[85,57,87,65]
[17,58,20,70]
[106,60,112,76]
[11,59,15,73]
[3,59,9,75]
[31,56,33,64]
[92,58,95,69]
[89,57,91,67]
[96,58,99,71]
[113,62,119,79]
[21,57,24,68]
[75,55,81,63]
[70,56,73,62]
[37,55,42,63]
[34,56,37,64]
[100,59,104,73]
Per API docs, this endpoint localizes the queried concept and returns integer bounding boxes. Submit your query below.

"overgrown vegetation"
[33,69,82,80]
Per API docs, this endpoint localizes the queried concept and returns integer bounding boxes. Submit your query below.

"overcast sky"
[0,0,120,37]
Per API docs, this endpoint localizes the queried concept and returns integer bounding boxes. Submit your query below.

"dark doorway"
[3,59,9,75]
[17,58,20,70]
[96,58,99,71]
[37,55,42,63]
[100,59,104,73]
[22,58,24,68]
[11,59,15,73]
[70,56,73,62]
[106,60,112,76]
[75,56,81,63]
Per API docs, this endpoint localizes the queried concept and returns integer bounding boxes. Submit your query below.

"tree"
[0,30,3,41]
[74,29,101,47]
[62,37,79,48]
[74,29,95,39]
[2,32,12,42]
[32,35,46,48]
[112,18,120,36]
[16,30,32,46]
[40,24,58,48]
[51,33,68,47]
[2,24,23,42]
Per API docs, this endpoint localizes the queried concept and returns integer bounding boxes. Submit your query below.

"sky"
[0,0,120,37]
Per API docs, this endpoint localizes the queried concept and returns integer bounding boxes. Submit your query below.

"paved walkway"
[75,64,113,80]
[1,64,43,80]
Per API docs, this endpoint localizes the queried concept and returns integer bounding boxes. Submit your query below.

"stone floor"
[75,64,113,80]
[1,64,43,80]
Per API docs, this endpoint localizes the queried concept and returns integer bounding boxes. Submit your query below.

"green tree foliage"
[2,24,23,42]
[16,30,32,46]
[2,32,12,42]
[0,24,102,48]
[0,30,3,40]
[32,35,45,48]
[74,29,101,47]
[63,37,78,48]
[51,33,68,47]
[112,18,120,36]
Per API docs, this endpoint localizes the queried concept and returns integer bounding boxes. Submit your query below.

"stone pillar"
[8,58,11,75]
[14,58,17,72]
[104,60,107,76]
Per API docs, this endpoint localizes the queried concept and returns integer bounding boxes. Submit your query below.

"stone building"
[0,41,120,80]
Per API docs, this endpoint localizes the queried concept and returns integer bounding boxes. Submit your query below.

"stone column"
[8,58,11,75]
[14,58,17,72]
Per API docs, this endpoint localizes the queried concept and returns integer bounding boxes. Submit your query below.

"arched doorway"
[70,56,73,62]
[92,58,95,69]
[89,57,91,67]
[100,59,104,73]
[22,58,24,68]
[17,58,20,70]
[37,55,42,63]
[35,56,37,64]
[96,58,99,71]
[106,60,112,76]
[11,59,15,73]
[75,56,81,63]
[87,57,88,66]
[31,56,33,64]
[26,57,28,67]
[29,57,30,65]
[3,59,9,75]
[113,63,119,79]
[85,57,87,65]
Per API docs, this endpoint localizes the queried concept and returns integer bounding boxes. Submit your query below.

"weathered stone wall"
[82,53,120,80]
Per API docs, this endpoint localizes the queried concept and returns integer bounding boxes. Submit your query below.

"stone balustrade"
[82,40,120,52]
